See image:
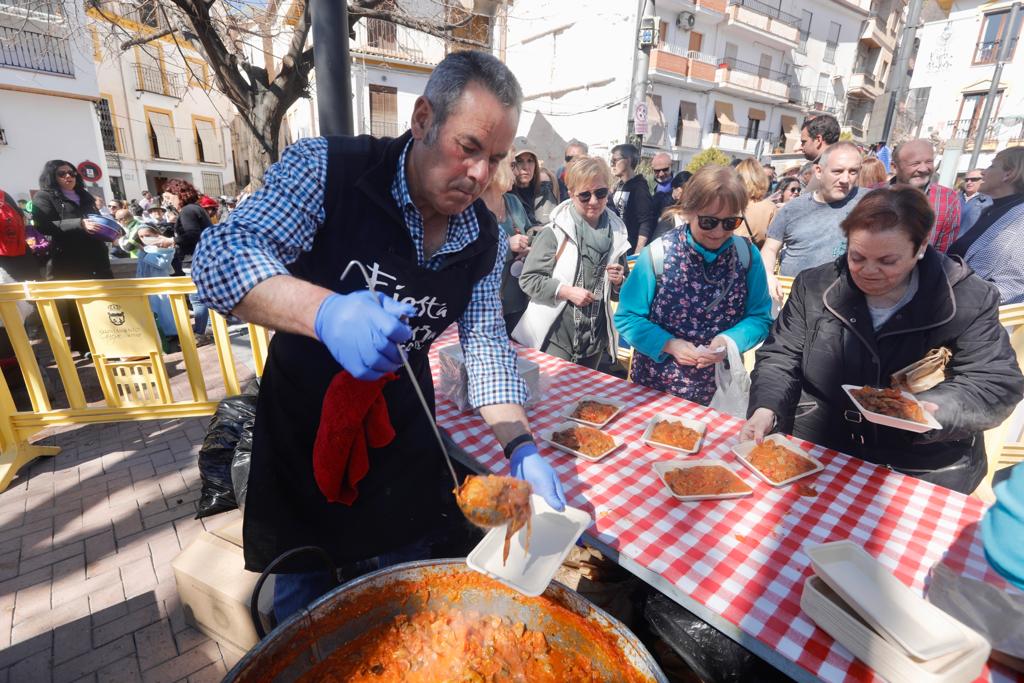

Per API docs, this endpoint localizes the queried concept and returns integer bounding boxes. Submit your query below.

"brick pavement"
[0,340,259,682]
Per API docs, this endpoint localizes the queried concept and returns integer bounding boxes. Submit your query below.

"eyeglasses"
[610,156,624,164]
[652,167,672,175]
[57,170,77,178]
[964,177,983,182]
[575,188,609,203]
[787,186,801,194]
[695,215,745,231]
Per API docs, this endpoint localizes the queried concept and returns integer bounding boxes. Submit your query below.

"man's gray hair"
[566,139,589,153]
[818,141,861,167]
[422,51,522,146]
[892,138,935,165]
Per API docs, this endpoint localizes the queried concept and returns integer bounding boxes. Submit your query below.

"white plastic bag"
[709,336,750,418]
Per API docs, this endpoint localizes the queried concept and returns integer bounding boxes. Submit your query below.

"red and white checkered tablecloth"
[429,329,1024,683]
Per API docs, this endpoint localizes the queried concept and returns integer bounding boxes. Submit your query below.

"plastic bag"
[196,393,258,518]
[231,418,254,510]
[643,592,788,682]
[437,344,544,412]
[927,562,1024,659]
[709,336,750,418]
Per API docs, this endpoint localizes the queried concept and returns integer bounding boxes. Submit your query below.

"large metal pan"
[225,558,668,682]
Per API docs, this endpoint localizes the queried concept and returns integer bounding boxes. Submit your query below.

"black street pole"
[311,0,353,136]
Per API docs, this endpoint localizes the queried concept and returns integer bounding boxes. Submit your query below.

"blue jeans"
[189,292,209,335]
[271,536,433,626]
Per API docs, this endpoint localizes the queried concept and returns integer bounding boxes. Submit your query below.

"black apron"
[242,133,500,572]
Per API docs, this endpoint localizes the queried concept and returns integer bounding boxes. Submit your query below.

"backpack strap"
[648,235,666,290]
[734,235,752,271]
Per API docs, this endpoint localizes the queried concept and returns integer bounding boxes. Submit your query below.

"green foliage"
[685,148,731,173]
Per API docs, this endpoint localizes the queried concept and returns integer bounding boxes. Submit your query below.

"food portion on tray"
[652,460,753,501]
[664,465,751,496]
[849,386,926,423]
[551,425,616,459]
[570,399,619,424]
[746,440,818,483]
[650,420,702,451]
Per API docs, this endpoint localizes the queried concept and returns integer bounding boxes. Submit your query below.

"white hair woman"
[513,156,630,368]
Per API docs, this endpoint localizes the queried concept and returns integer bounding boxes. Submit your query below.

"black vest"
[243,133,500,571]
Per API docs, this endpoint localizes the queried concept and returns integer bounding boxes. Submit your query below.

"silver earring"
[916,251,925,260]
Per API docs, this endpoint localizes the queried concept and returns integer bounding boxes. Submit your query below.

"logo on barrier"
[107,304,126,327]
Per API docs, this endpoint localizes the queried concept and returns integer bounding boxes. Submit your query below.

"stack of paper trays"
[801,541,990,683]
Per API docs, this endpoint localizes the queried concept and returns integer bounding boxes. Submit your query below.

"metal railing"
[0,24,74,76]
[719,56,789,82]
[792,87,840,114]
[947,118,999,147]
[974,37,1019,64]
[131,62,185,98]
[728,0,801,25]
[687,49,719,65]
[712,124,777,145]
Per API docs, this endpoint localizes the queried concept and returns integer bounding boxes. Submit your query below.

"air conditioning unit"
[677,11,696,31]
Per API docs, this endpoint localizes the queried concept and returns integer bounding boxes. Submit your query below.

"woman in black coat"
[31,160,113,281]
[741,187,1024,494]
[32,160,114,354]
[162,179,212,335]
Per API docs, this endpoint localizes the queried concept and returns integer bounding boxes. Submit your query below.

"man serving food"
[191,51,565,624]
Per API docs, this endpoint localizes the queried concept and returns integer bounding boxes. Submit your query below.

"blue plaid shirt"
[192,136,527,408]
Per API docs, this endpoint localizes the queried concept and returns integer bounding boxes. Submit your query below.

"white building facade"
[0,0,110,201]
[913,0,1024,177]
[505,0,904,171]
[87,1,236,200]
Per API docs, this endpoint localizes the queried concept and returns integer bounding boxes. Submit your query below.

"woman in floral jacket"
[615,165,773,404]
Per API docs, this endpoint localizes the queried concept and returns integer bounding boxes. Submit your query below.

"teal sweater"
[614,229,773,362]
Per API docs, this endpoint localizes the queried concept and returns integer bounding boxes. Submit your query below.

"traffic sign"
[634,103,649,135]
[77,161,103,182]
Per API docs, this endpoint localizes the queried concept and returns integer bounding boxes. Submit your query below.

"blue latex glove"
[314,291,416,380]
[510,442,566,512]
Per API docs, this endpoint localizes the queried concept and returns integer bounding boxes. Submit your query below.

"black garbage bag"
[230,418,254,510]
[196,393,258,518]
[643,591,793,683]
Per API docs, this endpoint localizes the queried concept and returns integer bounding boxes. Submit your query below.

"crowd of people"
[1,162,242,352]
[475,112,1024,495]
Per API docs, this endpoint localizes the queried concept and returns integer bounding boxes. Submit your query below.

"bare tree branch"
[120,26,178,49]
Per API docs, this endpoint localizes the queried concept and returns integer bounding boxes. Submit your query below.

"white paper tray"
[466,494,591,597]
[731,433,823,487]
[802,576,989,683]
[542,421,622,463]
[805,540,970,661]
[641,414,706,455]
[842,384,941,433]
[651,459,753,501]
[563,396,626,428]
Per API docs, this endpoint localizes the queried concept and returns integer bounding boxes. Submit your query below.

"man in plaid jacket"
[892,139,961,252]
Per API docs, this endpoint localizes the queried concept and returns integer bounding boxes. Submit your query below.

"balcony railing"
[947,118,1000,149]
[728,0,800,25]
[719,56,789,82]
[974,37,1019,64]
[369,119,400,138]
[351,17,445,65]
[792,87,840,114]
[0,24,74,76]
[131,62,185,98]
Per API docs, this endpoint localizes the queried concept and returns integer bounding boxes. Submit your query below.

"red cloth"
[312,372,396,505]
[928,184,962,253]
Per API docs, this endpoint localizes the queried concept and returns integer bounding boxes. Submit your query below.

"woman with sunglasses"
[513,156,630,369]
[31,160,114,353]
[615,165,773,405]
[774,178,802,207]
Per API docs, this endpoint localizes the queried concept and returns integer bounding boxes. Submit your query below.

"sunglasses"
[652,167,672,175]
[695,215,745,231]
[564,155,575,163]
[576,188,609,203]
[57,170,77,178]
[964,177,983,182]
[787,186,801,194]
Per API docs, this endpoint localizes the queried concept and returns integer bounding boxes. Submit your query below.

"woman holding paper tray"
[741,187,1024,493]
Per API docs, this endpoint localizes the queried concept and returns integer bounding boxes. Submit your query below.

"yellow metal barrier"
[0,277,270,491]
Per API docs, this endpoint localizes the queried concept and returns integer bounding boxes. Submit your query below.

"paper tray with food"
[842,384,942,433]
[731,434,823,487]
[642,414,706,455]
[467,494,592,597]
[651,460,753,501]
[564,396,627,428]
[543,421,622,462]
